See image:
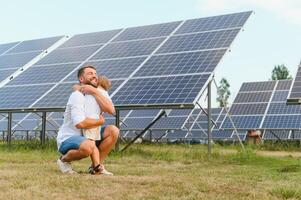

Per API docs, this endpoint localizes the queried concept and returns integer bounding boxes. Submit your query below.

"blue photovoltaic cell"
[168,109,192,116]
[33,80,124,108]
[32,82,76,108]
[133,49,226,77]
[143,130,167,140]
[112,74,210,105]
[91,38,165,60]
[194,114,219,122]
[59,29,122,48]
[239,81,275,92]
[7,36,63,54]
[263,130,290,140]
[212,130,232,139]
[176,11,252,34]
[65,56,147,81]
[14,120,41,131]
[288,64,301,100]
[267,103,301,114]
[272,91,289,102]
[262,115,301,129]
[7,63,79,85]
[157,29,240,54]
[231,133,247,141]
[0,84,54,109]
[276,80,292,90]
[291,131,301,139]
[121,118,154,130]
[0,69,16,82]
[113,21,181,42]
[222,116,263,129]
[36,45,101,65]
[128,109,160,117]
[0,42,20,55]
[153,117,187,129]
[0,51,41,69]
[233,92,272,103]
[229,103,268,115]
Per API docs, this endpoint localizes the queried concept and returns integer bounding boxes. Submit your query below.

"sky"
[0,0,300,107]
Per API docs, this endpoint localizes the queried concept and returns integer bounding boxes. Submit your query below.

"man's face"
[79,68,98,87]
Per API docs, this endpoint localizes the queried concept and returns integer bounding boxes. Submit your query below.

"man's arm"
[79,85,116,115]
[70,91,106,129]
[75,115,105,129]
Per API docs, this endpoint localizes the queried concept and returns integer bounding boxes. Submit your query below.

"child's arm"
[79,85,115,115]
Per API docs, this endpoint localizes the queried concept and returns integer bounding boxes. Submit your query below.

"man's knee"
[107,125,119,139]
[79,140,95,157]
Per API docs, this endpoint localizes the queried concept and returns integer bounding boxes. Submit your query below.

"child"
[82,76,112,141]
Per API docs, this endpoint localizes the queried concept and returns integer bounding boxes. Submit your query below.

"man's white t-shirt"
[56,89,111,149]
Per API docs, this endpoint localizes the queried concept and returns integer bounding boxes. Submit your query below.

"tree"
[216,78,230,107]
[271,64,292,80]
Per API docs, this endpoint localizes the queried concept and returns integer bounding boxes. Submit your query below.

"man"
[57,66,119,175]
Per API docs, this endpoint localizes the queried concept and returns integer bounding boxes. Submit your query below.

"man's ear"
[79,76,84,83]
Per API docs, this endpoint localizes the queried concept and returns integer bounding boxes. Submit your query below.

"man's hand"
[73,84,81,91]
[99,114,105,125]
[78,84,97,95]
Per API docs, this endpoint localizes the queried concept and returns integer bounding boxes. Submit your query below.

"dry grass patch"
[0,142,301,199]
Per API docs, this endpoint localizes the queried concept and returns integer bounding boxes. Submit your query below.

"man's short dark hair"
[77,66,96,80]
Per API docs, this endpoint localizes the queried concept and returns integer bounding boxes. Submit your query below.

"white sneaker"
[88,164,113,175]
[100,165,113,176]
[57,158,77,174]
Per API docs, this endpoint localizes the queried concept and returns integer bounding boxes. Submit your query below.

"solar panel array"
[287,61,301,104]
[221,80,301,130]
[0,11,252,111]
[0,36,63,83]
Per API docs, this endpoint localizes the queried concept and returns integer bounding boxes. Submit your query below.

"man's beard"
[83,80,97,88]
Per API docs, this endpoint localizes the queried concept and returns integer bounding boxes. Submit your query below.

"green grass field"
[0,141,301,200]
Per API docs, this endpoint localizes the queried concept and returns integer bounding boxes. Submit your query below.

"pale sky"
[0,0,300,107]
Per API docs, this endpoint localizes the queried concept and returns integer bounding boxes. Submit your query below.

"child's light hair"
[98,76,111,91]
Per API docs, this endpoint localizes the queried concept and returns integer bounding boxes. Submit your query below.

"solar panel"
[157,29,240,54]
[0,51,42,69]
[7,36,63,54]
[35,45,102,65]
[152,116,187,129]
[0,85,54,109]
[133,49,227,77]
[113,21,181,42]
[112,74,210,105]
[222,79,301,130]
[0,11,251,111]
[33,80,124,108]
[221,81,275,130]
[0,42,20,55]
[287,62,301,104]
[65,57,147,81]
[0,69,16,82]
[263,130,290,140]
[7,64,78,85]
[91,38,165,60]
[176,11,252,34]
[60,29,122,48]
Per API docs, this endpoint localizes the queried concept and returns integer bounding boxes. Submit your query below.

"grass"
[0,141,301,199]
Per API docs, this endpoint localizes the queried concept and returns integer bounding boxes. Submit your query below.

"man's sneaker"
[88,164,113,176]
[57,157,77,174]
